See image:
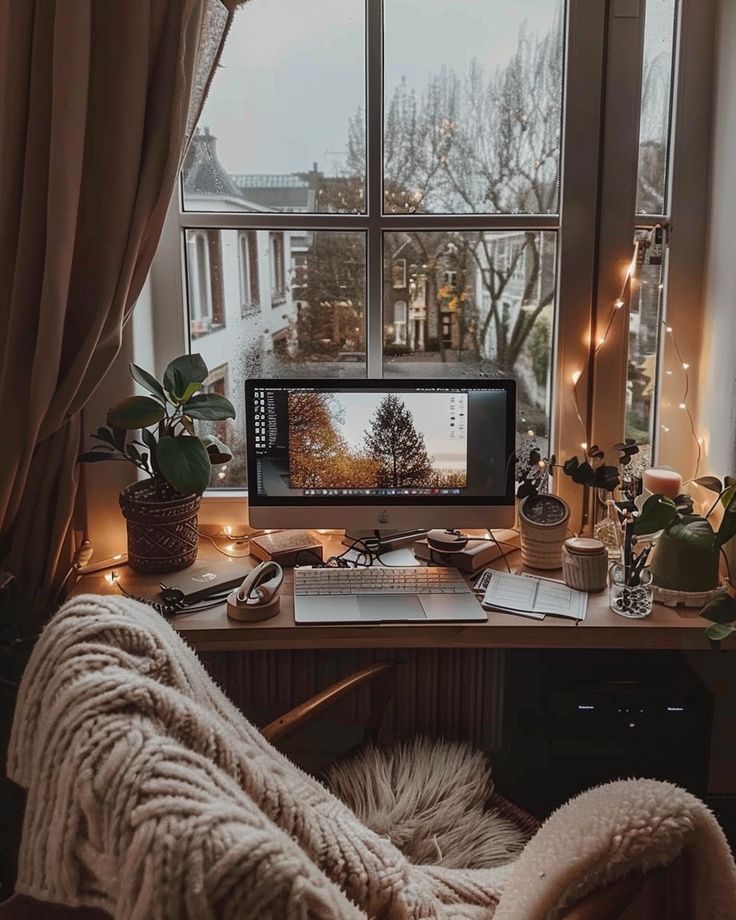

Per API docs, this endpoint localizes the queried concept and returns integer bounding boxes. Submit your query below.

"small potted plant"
[634,475,736,605]
[514,435,569,569]
[79,354,235,573]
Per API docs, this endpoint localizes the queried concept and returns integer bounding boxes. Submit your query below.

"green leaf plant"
[633,476,736,646]
[79,354,235,497]
[633,476,736,554]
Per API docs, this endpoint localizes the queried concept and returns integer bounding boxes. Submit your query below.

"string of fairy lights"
[569,224,702,480]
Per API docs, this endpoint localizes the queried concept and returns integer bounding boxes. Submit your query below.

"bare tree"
[350,6,562,393]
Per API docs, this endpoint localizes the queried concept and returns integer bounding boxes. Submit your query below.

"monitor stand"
[342,528,428,553]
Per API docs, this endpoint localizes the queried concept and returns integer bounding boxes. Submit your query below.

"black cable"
[487,529,512,573]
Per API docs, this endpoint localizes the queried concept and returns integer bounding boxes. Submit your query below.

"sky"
[197,0,560,176]
[331,391,468,470]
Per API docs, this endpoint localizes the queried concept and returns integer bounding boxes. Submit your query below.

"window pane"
[186,230,367,487]
[182,0,366,214]
[383,231,556,454]
[383,0,564,215]
[636,0,677,215]
[625,228,666,466]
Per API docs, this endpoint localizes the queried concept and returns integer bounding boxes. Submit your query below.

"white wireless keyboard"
[294,566,472,596]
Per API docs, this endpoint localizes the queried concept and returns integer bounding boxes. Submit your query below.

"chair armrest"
[261,661,397,745]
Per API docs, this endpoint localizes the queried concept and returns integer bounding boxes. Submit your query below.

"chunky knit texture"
[7,594,736,919]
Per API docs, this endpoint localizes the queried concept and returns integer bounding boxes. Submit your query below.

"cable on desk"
[487,529,512,574]
[198,530,252,558]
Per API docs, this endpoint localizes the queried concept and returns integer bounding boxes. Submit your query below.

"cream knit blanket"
[7,595,736,919]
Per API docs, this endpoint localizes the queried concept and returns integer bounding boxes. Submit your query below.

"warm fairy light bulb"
[698,437,704,445]
[104,570,119,585]
[666,325,673,333]
[225,544,235,552]
[224,525,232,536]
[661,425,670,432]
[537,460,547,469]
[580,442,588,450]
[218,470,226,480]
[598,336,606,346]
[527,429,534,437]
[682,362,690,370]
[679,403,687,410]
[614,299,624,309]
[571,370,581,385]
[665,370,673,376]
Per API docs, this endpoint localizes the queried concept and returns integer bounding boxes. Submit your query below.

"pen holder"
[609,563,654,619]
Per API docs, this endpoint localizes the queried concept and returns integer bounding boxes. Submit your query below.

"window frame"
[133,0,713,534]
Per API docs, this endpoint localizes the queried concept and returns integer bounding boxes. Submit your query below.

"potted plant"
[514,436,570,569]
[633,475,736,601]
[79,354,235,573]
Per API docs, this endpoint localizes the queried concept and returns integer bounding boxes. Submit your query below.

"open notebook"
[481,571,588,621]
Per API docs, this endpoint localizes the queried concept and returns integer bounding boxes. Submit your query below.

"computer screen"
[245,379,516,530]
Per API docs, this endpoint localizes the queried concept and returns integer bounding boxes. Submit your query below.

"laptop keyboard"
[294,566,472,596]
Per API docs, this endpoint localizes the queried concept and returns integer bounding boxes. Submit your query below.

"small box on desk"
[249,530,324,567]
[413,530,519,572]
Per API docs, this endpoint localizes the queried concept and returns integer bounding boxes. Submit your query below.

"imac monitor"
[245,378,516,531]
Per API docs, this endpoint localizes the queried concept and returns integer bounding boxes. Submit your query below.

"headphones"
[226,561,284,622]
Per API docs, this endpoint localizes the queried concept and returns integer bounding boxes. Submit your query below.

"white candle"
[642,468,682,499]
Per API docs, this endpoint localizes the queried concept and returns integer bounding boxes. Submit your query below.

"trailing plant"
[562,440,640,495]
[79,354,235,498]
[700,592,736,647]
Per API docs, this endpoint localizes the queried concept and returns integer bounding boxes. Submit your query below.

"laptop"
[293,566,486,623]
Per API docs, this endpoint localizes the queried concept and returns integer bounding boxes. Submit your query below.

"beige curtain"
[0,0,237,607]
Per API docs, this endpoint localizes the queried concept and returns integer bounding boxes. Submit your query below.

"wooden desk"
[71,533,723,653]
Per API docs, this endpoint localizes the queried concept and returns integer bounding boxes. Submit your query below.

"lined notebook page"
[482,572,588,621]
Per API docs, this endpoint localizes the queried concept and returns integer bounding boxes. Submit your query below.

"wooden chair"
[0,660,686,920]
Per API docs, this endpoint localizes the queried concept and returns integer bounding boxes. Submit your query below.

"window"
[147,0,710,507]
[238,230,260,316]
[270,232,287,307]
[186,230,224,337]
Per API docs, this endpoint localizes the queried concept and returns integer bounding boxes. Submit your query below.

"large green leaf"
[107,396,166,430]
[156,435,211,496]
[633,494,678,535]
[201,434,233,464]
[78,448,116,463]
[667,515,716,552]
[721,484,736,511]
[700,592,736,625]
[141,427,159,474]
[130,363,166,404]
[716,488,736,550]
[184,393,236,421]
[705,623,734,642]
[695,476,723,494]
[91,426,116,447]
[163,354,208,400]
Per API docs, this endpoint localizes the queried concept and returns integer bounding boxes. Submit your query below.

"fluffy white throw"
[7,594,736,919]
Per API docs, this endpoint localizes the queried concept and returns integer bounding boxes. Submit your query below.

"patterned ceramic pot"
[119,480,199,573]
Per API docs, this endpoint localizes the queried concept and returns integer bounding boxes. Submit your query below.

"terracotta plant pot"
[119,479,200,573]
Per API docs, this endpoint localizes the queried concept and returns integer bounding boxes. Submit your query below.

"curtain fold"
[0,0,235,608]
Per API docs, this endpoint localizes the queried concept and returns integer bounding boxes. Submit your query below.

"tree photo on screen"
[288,391,468,490]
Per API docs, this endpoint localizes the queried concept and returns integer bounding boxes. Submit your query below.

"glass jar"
[594,499,622,560]
[609,563,654,619]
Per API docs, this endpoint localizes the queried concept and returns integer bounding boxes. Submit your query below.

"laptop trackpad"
[357,596,427,621]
